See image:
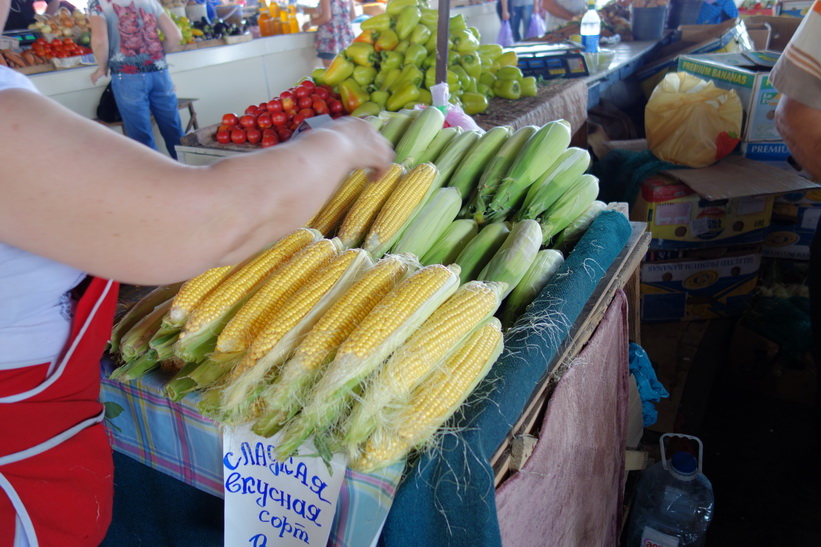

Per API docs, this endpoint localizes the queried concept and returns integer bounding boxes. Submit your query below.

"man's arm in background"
[776,96,821,181]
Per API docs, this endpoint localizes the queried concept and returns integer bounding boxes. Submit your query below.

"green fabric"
[592,149,681,205]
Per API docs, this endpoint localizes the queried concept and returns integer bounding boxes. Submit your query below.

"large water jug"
[625,433,715,546]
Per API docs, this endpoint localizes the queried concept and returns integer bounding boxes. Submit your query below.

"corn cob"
[539,174,600,245]
[553,200,607,255]
[390,187,462,259]
[306,169,369,237]
[114,296,175,368]
[362,162,439,259]
[216,249,374,421]
[420,218,478,266]
[414,126,461,166]
[447,126,512,200]
[483,120,572,223]
[174,228,322,364]
[379,111,416,146]
[433,129,481,189]
[161,266,235,331]
[275,263,461,460]
[478,219,543,299]
[393,106,445,167]
[336,163,406,249]
[499,248,565,328]
[363,115,385,132]
[110,282,183,354]
[112,327,180,382]
[252,254,415,437]
[350,317,504,472]
[344,280,506,452]
[516,147,592,222]
[454,221,510,285]
[466,125,538,224]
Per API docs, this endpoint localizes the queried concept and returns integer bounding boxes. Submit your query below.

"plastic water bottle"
[625,434,715,546]
[580,0,601,53]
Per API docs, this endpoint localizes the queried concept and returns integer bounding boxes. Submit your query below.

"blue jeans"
[510,5,532,43]
[111,70,184,160]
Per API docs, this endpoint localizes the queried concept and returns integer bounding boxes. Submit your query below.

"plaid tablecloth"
[100,358,403,546]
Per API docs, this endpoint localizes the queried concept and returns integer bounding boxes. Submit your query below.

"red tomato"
[292,113,306,126]
[328,100,343,114]
[258,102,268,111]
[298,108,315,119]
[246,128,262,145]
[297,96,313,110]
[239,115,257,129]
[267,98,283,112]
[300,80,317,93]
[245,105,258,116]
[314,87,330,101]
[262,128,277,138]
[51,39,62,46]
[257,114,272,129]
[218,123,236,132]
[222,113,239,126]
[230,128,247,144]
[312,100,329,115]
[270,111,288,127]
[285,109,298,119]
[261,133,279,148]
[215,129,231,144]
[293,85,311,99]
[280,91,295,111]
[276,127,293,141]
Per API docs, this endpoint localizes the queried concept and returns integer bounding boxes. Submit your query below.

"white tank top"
[0,67,87,369]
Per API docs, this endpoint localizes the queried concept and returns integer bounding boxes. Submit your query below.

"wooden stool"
[94,97,200,135]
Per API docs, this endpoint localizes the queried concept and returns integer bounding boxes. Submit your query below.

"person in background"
[498,0,535,43]
[3,0,62,31]
[303,0,355,68]
[770,0,821,439]
[88,0,186,159]
[0,0,394,543]
[696,0,738,25]
[541,0,587,33]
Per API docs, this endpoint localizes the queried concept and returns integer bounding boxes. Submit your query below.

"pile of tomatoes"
[214,79,346,148]
[30,37,91,60]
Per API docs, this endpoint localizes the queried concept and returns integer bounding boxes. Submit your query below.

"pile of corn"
[109,112,606,471]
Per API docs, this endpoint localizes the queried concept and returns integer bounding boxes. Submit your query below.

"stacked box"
[762,188,821,261]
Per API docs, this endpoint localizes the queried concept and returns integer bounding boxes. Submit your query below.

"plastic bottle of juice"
[288,7,299,34]
[258,4,274,37]
[279,11,291,34]
[270,3,281,35]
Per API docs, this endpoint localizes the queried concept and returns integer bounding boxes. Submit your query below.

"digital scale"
[512,42,590,80]
[2,29,42,48]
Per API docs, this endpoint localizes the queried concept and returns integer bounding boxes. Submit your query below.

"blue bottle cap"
[671,451,697,475]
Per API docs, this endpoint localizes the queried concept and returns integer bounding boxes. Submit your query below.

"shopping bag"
[497,20,514,47]
[645,71,743,168]
[96,82,121,123]
[526,12,546,39]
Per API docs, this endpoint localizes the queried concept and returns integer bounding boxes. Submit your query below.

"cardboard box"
[640,245,763,322]
[743,15,802,50]
[677,51,782,142]
[778,0,813,18]
[762,187,821,260]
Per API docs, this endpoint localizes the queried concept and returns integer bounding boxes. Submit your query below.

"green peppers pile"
[311,0,538,116]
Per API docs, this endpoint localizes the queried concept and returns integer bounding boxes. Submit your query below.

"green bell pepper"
[468,27,481,41]
[478,71,497,88]
[449,13,467,32]
[496,66,523,81]
[417,87,432,105]
[361,12,392,33]
[388,63,423,93]
[420,8,438,30]
[458,53,482,80]
[409,24,431,45]
[375,28,399,52]
[311,68,326,86]
[395,6,421,41]
[461,92,488,115]
[352,65,377,87]
[323,54,355,87]
[451,29,479,54]
[476,82,494,99]
[351,101,382,117]
[424,67,460,92]
[379,67,402,91]
[451,65,472,89]
[339,78,371,113]
[424,30,438,53]
[380,50,404,72]
[478,44,504,61]
[386,0,416,16]
[370,90,389,109]
[345,43,378,67]
[394,39,410,55]
[386,82,421,111]
[422,53,437,70]
[403,43,427,68]
[497,50,518,67]
[493,78,521,100]
[521,76,538,97]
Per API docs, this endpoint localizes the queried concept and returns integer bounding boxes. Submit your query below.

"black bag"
[96,82,122,123]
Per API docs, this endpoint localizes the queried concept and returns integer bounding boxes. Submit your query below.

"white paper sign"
[222,425,347,547]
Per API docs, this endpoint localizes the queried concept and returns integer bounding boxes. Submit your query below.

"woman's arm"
[0,89,393,285]
[89,15,109,85]
[500,0,510,20]
[775,95,821,181]
[542,0,578,21]
[158,11,183,53]
[309,0,333,28]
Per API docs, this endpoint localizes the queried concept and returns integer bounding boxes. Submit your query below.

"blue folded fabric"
[380,210,633,546]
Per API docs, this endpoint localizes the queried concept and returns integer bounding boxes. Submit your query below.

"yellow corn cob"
[252,254,416,437]
[336,164,406,249]
[174,228,322,363]
[343,280,506,450]
[362,162,439,259]
[213,238,342,357]
[275,262,461,460]
[217,248,373,421]
[306,169,369,236]
[351,317,504,472]
[165,265,234,328]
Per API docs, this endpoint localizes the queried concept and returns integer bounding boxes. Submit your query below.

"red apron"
[0,277,119,547]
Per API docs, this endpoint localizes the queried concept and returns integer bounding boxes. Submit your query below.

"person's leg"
[147,70,184,161]
[111,73,158,152]
[510,6,523,42]
[520,6,533,40]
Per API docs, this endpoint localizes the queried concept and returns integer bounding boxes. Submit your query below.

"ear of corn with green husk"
[215,248,374,422]
[174,228,322,364]
[390,187,462,259]
[113,296,175,369]
[553,200,607,255]
[343,280,506,453]
[379,111,417,146]
[482,120,572,223]
[447,126,512,200]
[454,221,510,285]
[539,174,600,245]
[162,266,235,331]
[110,282,183,354]
[251,254,417,438]
[466,125,538,223]
[515,147,592,221]
[478,219,542,299]
[336,163,406,249]
[414,126,461,166]
[350,316,504,472]
[306,169,369,237]
[275,263,461,460]
[433,129,481,189]
[393,106,445,168]
[362,162,439,259]
[420,218,478,266]
[499,248,565,328]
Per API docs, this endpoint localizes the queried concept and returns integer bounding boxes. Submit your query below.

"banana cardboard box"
[762,187,821,261]
[640,245,763,322]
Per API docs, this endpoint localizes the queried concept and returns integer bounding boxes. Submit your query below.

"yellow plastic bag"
[645,72,743,168]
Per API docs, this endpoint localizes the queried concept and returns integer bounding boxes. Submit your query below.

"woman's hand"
[90,66,108,85]
[310,116,395,179]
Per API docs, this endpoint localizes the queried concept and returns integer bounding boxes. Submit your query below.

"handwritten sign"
[223,425,347,546]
